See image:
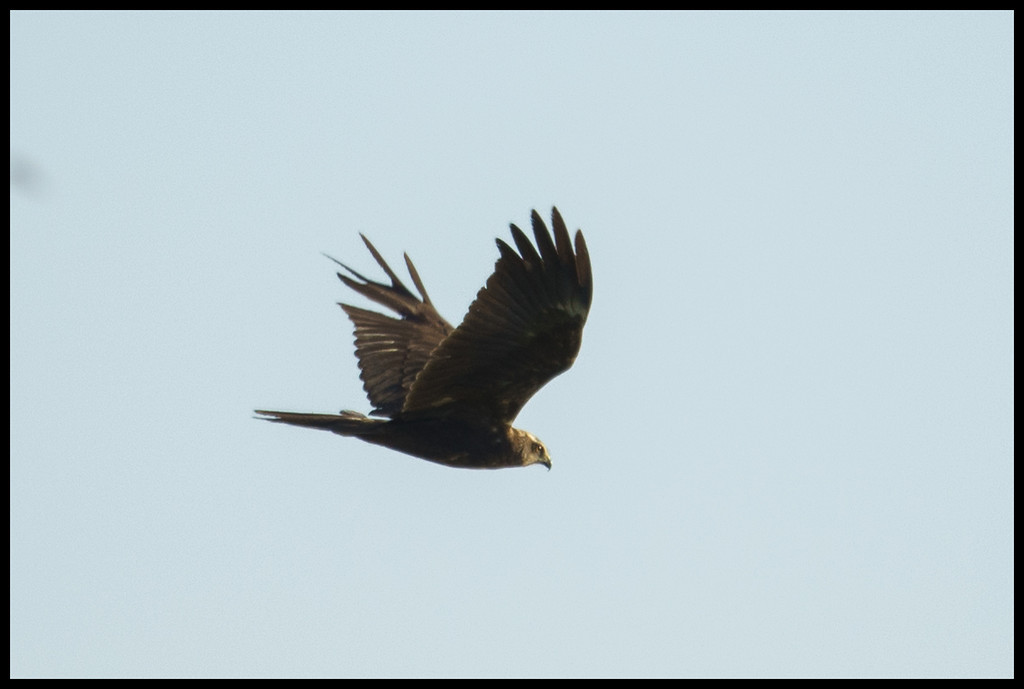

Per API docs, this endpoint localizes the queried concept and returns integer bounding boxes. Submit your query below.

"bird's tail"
[254,409,385,437]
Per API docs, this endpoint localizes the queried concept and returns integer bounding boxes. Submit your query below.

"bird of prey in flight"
[256,207,592,470]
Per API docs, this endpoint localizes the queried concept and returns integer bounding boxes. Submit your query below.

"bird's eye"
[533,443,543,454]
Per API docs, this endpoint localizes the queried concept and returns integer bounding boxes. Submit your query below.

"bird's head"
[515,429,552,470]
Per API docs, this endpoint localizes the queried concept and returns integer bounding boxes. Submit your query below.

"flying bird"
[256,207,592,469]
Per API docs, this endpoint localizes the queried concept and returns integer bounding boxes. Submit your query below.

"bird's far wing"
[328,235,453,417]
[401,208,592,424]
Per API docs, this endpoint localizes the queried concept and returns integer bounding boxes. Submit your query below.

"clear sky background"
[10,11,1013,678]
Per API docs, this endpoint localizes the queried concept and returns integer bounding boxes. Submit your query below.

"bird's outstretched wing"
[329,235,453,417]
[401,207,592,424]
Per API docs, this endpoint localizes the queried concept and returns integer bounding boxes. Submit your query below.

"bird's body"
[256,411,546,469]
[256,208,592,470]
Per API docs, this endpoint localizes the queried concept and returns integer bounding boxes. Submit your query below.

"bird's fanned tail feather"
[253,409,384,436]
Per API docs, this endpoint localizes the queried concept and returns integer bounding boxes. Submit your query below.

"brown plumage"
[256,207,592,469]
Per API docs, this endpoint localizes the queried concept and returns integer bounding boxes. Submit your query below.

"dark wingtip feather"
[323,252,375,285]
[574,230,593,298]
[404,253,433,304]
[549,207,575,267]
[510,222,542,267]
[531,209,560,265]
[495,236,520,263]
[359,234,410,293]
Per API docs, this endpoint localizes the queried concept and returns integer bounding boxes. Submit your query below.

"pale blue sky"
[10,11,1013,678]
